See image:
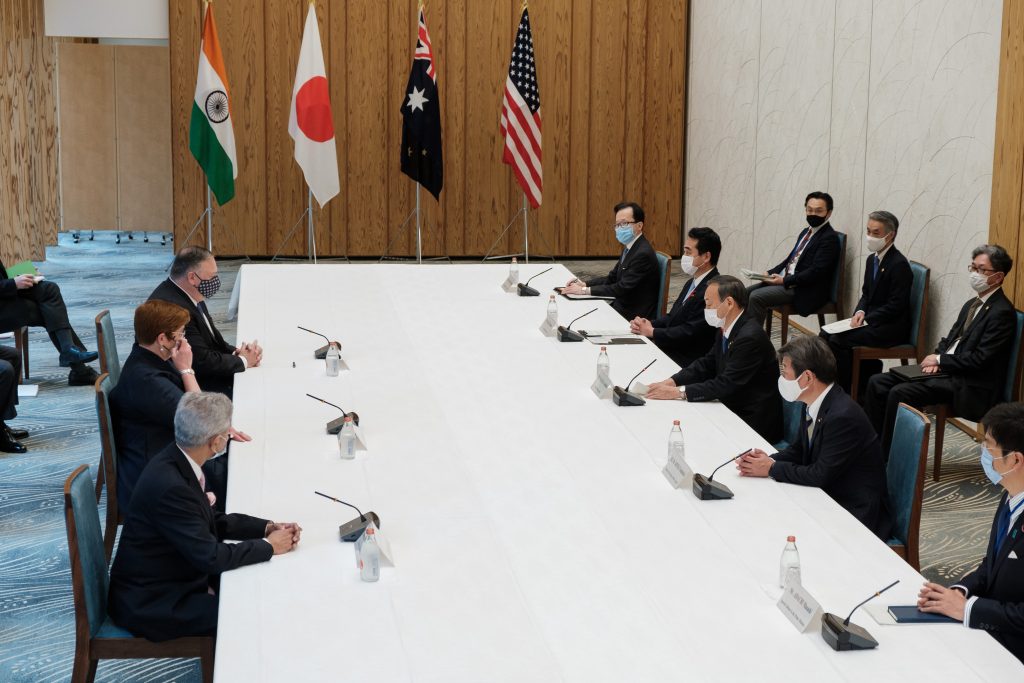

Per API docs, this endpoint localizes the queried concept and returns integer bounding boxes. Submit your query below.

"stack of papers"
[821,318,867,335]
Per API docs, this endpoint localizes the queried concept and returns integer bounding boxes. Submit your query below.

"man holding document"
[819,210,911,396]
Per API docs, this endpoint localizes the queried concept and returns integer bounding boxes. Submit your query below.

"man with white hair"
[108,392,301,641]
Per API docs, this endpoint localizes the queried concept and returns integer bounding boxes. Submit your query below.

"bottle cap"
[673,420,680,425]
[600,346,606,351]
[343,415,353,423]
[511,257,517,263]
[549,294,555,300]
[787,535,796,542]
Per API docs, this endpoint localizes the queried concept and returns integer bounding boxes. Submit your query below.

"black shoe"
[59,347,99,368]
[68,366,100,386]
[0,432,26,453]
[5,425,28,440]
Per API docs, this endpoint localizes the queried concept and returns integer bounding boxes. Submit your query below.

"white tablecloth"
[215,263,1022,681]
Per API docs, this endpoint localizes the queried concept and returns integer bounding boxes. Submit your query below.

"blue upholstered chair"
[655,250,671,317]
[94,310,121,387]
[93,372,120,562]
[885,403,930,570]
[766,232,847,345]
[772,399,805,452]
[63,465,214,683]
[933,309,1024,481]
[849,261,930,402]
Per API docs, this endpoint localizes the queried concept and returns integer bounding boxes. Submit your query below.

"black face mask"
[805,214,827,229]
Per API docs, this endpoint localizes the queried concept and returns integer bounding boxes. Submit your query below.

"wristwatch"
[678,386,686,400]
[180,368,195,376]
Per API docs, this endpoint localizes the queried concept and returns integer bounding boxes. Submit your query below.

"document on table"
[740,268,770,282]
[821,318,867,335]
[559,292,615,301]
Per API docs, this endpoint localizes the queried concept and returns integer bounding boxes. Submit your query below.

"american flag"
[501,8,542,208]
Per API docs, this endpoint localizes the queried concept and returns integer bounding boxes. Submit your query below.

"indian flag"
[189,2,237,205]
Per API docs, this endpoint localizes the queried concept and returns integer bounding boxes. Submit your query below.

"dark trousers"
[746,283,793,327]
[0,281,83,353]
[865,372,954,458]
[820,327,885,397]
[0,345,19,421]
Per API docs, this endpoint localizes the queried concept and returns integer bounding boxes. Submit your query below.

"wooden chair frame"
[93,372,121,562]
[765,234,847,345]
[887,403,930,571]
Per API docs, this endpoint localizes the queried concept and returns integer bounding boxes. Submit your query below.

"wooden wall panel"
[170,0,689,258]
[115,46,173,232]
[57,43,118,231]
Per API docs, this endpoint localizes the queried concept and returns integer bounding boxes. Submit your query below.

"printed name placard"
[591,370,613,399]
[539,318,558,337]
[662,449,693,489]
[777,579,823,633]
[501,276,517,293]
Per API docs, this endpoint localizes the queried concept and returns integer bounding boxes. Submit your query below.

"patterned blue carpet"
[0,237,1000,681]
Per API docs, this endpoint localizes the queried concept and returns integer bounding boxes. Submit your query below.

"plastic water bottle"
[359,526,381,582]
[779,536,801,588]
[668,420,684,463]
[325,342,341,377]
[597,346,610,382]
[509,257,519,285]
[338,416,356,459]
[546,295,558,325]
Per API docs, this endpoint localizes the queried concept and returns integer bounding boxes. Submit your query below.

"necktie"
[996,501,1012,551]
[806,416,815,446]
[684,279,697,301]
[788,231,812,269]
[872,254,880,280]
[196,300,216,338]
[721,335,728,354]
[961,297,983,334]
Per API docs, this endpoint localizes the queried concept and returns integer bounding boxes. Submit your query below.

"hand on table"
[646,381,682,400]
[267,528,300,555]
[917,582,966,622]
[736,448,772,477]
[630,317,654,337]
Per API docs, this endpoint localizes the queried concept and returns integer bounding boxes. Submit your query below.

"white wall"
[44,0,168,40]
[686,0,1003,344]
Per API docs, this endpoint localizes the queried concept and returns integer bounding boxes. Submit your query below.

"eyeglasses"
[613,222,635,228]
[967,264,997,275]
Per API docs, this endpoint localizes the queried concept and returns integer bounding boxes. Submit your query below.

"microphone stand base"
[612,386,646,406]
[691,474,734,500]
[517,283,540,296]
[338,511,381,542]
[557,326,584,342]
[326,411,360,434]
[820,613,879,651]
[314,344,330,360]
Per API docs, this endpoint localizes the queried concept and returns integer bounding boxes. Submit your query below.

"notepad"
[740,268,770,282]
[887,606,958,624]
[821,318,868,334]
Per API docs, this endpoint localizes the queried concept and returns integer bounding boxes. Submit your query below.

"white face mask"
[680,255,698,276]
[969,271,992,293]
[704,305,724,328]
[865,235,887,253]
[777,374,805,402]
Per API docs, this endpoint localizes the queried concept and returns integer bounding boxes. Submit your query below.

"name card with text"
[539,318,558,337]
[501,276,517,293]
[591,371,613,399]
[777,580,823,633]
[662,449,693,489]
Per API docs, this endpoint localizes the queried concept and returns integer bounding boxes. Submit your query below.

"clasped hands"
[265,521,303,555]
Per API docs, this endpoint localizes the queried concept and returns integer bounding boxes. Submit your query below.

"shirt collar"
[1008,490,1024,519]
[874,242,894,262]
[170,278,202,308]
[622,233,641,252]
[690,267,713,289]
[807,383,835,421]
[177,445,204,484]
[723,308,744,338]
[978,286,1000,305]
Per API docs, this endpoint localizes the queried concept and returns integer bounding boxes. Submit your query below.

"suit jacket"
[670,312,783,443]
[148,278,242,395]
[588,234,661,321]
[109,344,185,511]
[651,267,719,367]
[934,288,1016,420]
[768,223,841,315]
[852,246,913,346]
[770,387,891,539]
[0,260,17,299]
[108,443,272,641]
[957,493,1024,663]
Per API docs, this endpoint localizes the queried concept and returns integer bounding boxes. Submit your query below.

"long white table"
[215,263,1022,681]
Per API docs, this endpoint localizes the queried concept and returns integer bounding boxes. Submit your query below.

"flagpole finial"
[521,0,528,10]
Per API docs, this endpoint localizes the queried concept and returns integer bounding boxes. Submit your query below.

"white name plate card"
[662,449,693,489]
[590,371,613,399]
[354,524,395,567]
[539,317,558,337]
[353,424,369,452]
[501,276,517,293]
[777,580,823,634]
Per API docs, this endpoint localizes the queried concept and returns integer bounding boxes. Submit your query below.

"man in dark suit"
[820,210,912,395]
[560,201,661,321]
[918,402,1024,663]
[148,247,261,397]
[0,345,27,453]
[109,392,299,642]
[646,275,783,443]
[629,227,721,368]
[0,259,98,385]
[746,191,842,327]
[865,244,1016,456]
[737,336,891,539]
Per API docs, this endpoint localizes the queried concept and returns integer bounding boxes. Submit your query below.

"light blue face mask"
[615,224,635,245]
[981,446,1004,486]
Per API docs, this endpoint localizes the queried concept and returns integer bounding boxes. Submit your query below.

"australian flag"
[400,9,443,200]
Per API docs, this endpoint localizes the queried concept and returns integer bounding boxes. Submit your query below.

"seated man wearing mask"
[746,191,841,327]
[736,336,891,539]
[645,275,783,443]
[918,402,1024,664]
[149,246,262,398]
[819,210,912,396]
[560,201,661,321]
[629,227,721,368]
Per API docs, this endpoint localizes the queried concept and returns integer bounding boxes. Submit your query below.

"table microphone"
[298,325,338,359]
[557,307,598,342]
[517,267,553,296]
[691,450,748,500]
[821,580,899,651]
[314,490,381,542]
[612,359,656,406]
[306,393,360,434]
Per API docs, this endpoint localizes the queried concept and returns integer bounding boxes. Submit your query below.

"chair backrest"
[906,262,930,356]
[64,465,110,640]
[886,403,930,566]
[655,251,671,316]
[829,232,847,316]
[780,399,805,448]
[95,310,121,387]
[1004,310,1024,402]
[95,372,120,560]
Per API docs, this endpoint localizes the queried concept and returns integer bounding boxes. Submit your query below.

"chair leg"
[201,637,216,683]
[780,312,789,345]
[765,309,774,337]
[70,646,96,683]
[933,408,946,482]
[817,312,826,328]
[20,328,29,381]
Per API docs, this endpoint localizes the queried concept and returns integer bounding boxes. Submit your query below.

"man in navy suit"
[109,392,300,642]
[646,275,783,443]
[918,402,1024,663]
[560,201,661,321]
[746,191,842,327]
[629,227,721,368]
[737,336,891,539]
[865,244,1016,456]
[820,210,912,396]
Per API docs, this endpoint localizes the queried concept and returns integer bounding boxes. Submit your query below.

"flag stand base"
[379,183,451,264]
[271,190,348,264]
[483,194,554,264]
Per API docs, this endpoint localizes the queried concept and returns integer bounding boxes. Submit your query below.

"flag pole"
[416,183,423,264]
[205,186,213,251]
[522,194,529,263]
[307,188,316,264]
